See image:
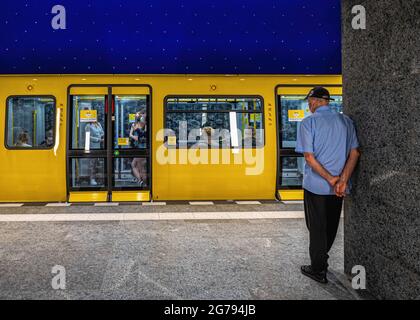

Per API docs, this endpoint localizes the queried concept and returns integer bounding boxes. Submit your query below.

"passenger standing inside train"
[129,111,148,186]
[85,119,104,186]
[85,120,104,149]
[295,87,360,284]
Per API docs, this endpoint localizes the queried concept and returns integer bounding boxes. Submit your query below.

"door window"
[71,96,106,150]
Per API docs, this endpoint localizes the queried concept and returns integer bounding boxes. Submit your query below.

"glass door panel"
[113,157,149,189]
[112,94,150,194]
[280,95,343,149]
[68,93,108,193]
[70,158,107,189]
[71,96,106,151]
[280,156,305,188]
[114,95,148,150]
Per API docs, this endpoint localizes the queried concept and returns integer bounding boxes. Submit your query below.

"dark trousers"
[303,189,343,272]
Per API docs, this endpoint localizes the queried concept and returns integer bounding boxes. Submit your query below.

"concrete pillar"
[342,1,420,299]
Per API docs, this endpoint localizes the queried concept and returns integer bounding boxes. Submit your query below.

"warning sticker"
[288,109,305,122]
[118,137,130,146]
[129,114,136,123]
[80,110,97,123]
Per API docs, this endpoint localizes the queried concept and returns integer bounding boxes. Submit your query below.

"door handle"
[54,107,61,156]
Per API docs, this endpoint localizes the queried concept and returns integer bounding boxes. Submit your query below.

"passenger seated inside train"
[15,131,32,147]
[244,126,257,147]
[40,129,54,147]
[196,123,220,149]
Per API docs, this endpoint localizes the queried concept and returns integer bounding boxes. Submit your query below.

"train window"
[280,95,343,149]
[165,97,264,148]
[5,96,55,149]
[280,157,305,187]
[166,97,263,112]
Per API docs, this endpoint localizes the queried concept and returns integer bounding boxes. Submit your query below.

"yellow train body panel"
[0,74,342,202]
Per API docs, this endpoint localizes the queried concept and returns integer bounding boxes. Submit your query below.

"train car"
[0,75,342,202]
[0,1,342,203]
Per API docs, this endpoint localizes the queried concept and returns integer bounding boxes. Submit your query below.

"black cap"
[304,87,335,101]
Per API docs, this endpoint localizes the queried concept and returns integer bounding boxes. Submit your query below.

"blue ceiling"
[0,0,341,74]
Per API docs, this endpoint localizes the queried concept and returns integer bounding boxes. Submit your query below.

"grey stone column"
[342,1,420,299]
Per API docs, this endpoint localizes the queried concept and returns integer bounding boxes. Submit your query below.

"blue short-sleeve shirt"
[295,105,359,195]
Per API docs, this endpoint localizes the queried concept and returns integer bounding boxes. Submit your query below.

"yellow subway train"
[0,75,342,203]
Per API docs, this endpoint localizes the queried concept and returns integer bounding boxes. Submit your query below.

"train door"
[67,85,151,202]
[276,85,343,201]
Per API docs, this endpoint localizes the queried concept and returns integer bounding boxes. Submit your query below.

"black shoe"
[300,265,328,284]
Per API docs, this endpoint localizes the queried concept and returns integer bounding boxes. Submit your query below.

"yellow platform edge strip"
[112,191,150,202]
[278,190,304,201]
[68,192,108,203]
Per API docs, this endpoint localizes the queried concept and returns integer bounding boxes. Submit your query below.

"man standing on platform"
[296,87,360,284]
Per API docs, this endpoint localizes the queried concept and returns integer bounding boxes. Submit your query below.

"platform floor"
[0,202,366,300]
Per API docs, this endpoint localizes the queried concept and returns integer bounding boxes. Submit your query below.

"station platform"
[0,201,307,222]
[0,201,366,300]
